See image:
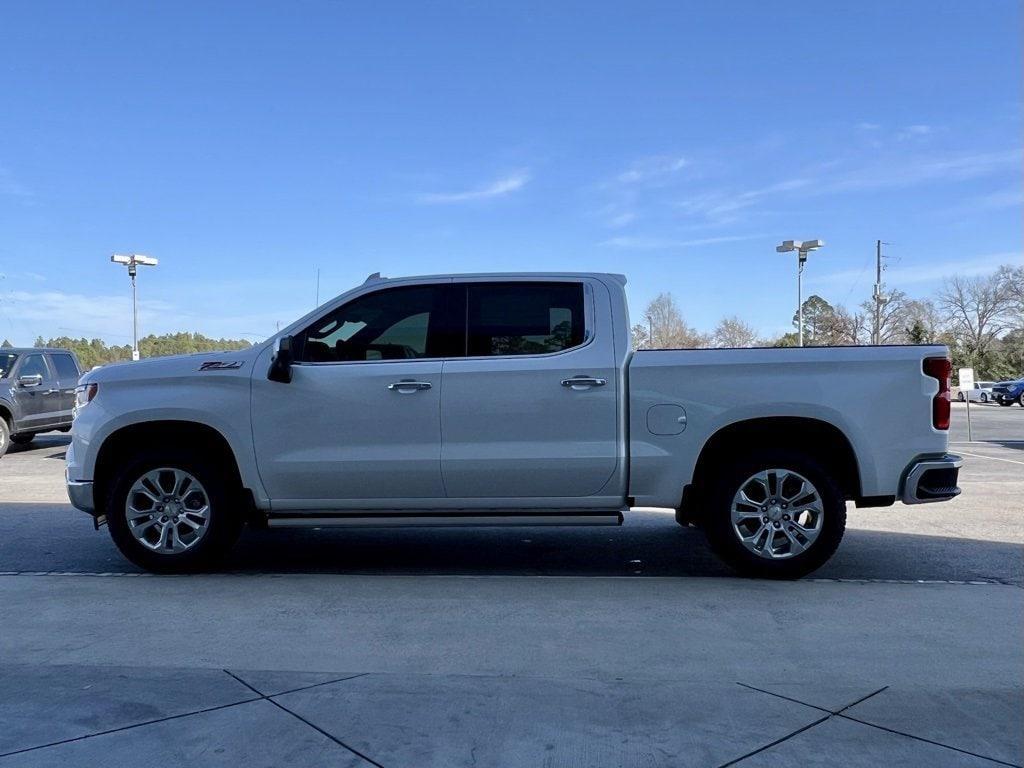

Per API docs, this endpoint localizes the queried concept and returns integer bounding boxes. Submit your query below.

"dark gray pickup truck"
[0,347,82,457]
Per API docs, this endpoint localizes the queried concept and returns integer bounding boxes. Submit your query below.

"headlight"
[74,383,98,410]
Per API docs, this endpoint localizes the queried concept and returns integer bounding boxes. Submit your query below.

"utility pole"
[872,240,888,345]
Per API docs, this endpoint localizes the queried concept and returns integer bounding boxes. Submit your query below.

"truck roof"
[0,348,79,355]
[363,271,627,286]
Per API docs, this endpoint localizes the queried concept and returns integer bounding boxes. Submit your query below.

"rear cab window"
[465,282,586,357]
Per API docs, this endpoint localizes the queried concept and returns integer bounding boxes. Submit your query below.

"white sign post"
[959,367,974,441]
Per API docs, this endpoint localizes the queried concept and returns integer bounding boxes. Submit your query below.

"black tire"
[980,393,988,403]
[999,400,1012,407]
[0,418,9,459]
[1018,394,1024,407]
[106,449,243,573]
[10,433,35,445]
[957,392,965,402]
[701,450,847,579]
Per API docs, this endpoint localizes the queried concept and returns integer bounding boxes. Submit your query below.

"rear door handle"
[387,380,432,393]
[561,377,607,389]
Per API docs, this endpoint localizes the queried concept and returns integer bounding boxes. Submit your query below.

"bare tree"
[937,273,1014,360]
[997,264,1024,330]
[859,287,913,344]
[631,323,650,350]
[642,293,709,349]
[712,316,760,348]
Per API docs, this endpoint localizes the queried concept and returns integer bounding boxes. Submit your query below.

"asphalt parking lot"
[0,402,1021,767]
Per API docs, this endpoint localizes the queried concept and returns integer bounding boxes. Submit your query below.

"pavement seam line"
[737,684,1020,768]
[836,713,1023,768]
[0,696,263,759]
[716,713,831,767]
[223,670,384,768]
[222,669,370,698]
[718,684,889,767]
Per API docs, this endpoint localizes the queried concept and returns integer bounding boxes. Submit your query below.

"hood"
[81,346,265,385]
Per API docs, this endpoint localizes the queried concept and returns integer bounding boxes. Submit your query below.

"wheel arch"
[93,420,247,517]
[685,416,862,510]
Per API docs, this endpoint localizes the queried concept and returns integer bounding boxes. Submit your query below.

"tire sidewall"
[702,450,847,579]
[0,418,9,458]
[106,450,241,572]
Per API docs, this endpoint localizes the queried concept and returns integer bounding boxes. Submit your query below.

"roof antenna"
[364,272,381,284]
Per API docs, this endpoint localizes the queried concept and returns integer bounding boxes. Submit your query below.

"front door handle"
[561,376,607,390]
[387,380,432,393]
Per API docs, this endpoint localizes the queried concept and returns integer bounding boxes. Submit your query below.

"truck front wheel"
[106,450,243,572]
[701,450,846,579]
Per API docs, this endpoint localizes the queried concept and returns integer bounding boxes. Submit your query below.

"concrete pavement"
[0,403,1021,767]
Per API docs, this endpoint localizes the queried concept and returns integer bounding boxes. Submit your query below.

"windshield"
[0,353,17,378]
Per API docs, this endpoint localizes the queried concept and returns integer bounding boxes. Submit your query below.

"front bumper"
[901,454,962,504]
[66,474,95,514]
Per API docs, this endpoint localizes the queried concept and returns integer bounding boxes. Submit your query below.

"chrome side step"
[267,512,624,528]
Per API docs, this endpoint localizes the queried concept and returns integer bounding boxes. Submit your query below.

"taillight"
[923,357,951,430]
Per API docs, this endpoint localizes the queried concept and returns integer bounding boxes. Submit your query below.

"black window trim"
[292,282,462,366]
[48,352,80,378]
[15,352,54,380]
[458,279,594,361]
[291,278,595,366]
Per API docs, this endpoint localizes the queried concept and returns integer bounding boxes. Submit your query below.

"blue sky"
[0,1,1021,345]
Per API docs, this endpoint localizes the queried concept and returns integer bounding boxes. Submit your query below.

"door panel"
[251,282,457,507]
[12,353,60,431]
[252,359,444,505]
[48,353,80,425]
[441,281,619,498]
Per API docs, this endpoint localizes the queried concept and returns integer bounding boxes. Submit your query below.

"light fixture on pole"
[775,239,824,347]
[110,253,158,361]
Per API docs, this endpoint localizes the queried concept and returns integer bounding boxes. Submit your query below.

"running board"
[266,512,624,528]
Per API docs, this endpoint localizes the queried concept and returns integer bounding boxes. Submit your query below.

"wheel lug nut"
[773,522,781,528]
[783,514,789,520]
[762,516,769,523]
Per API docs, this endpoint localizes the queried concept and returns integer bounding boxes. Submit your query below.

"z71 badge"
[199,361,244,371]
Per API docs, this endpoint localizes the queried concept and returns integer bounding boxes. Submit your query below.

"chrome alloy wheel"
[731,468,824,560]
[125,468,211,553]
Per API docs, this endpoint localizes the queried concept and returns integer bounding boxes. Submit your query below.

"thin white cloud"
[416,170,530,204]
[600,233,765,250]
[674,178,812,223]
[615,154,688,185]
[811,252,1022,288]
[897,124,933,140]
[0,167,33,199]
[828,148,1022,192]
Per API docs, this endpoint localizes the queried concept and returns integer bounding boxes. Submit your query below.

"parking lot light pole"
[776,239,824,347]
[110,253,158,361]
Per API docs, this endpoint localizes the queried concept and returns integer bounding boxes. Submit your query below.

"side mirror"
[18,373,43,388]
[268,335,294,383]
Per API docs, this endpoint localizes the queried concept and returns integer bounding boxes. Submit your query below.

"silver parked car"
[956,381,996,403]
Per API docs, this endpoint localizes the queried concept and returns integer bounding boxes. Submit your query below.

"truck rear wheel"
[701,450,846,579]
[106,450,243,573]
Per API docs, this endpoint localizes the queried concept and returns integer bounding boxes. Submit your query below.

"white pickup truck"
[66,272,961,577]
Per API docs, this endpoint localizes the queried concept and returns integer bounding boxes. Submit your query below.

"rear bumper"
[900,454,962,504]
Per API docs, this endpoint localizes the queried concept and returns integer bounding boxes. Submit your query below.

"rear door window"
[466,282,586,357]
[50,353,80,379]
